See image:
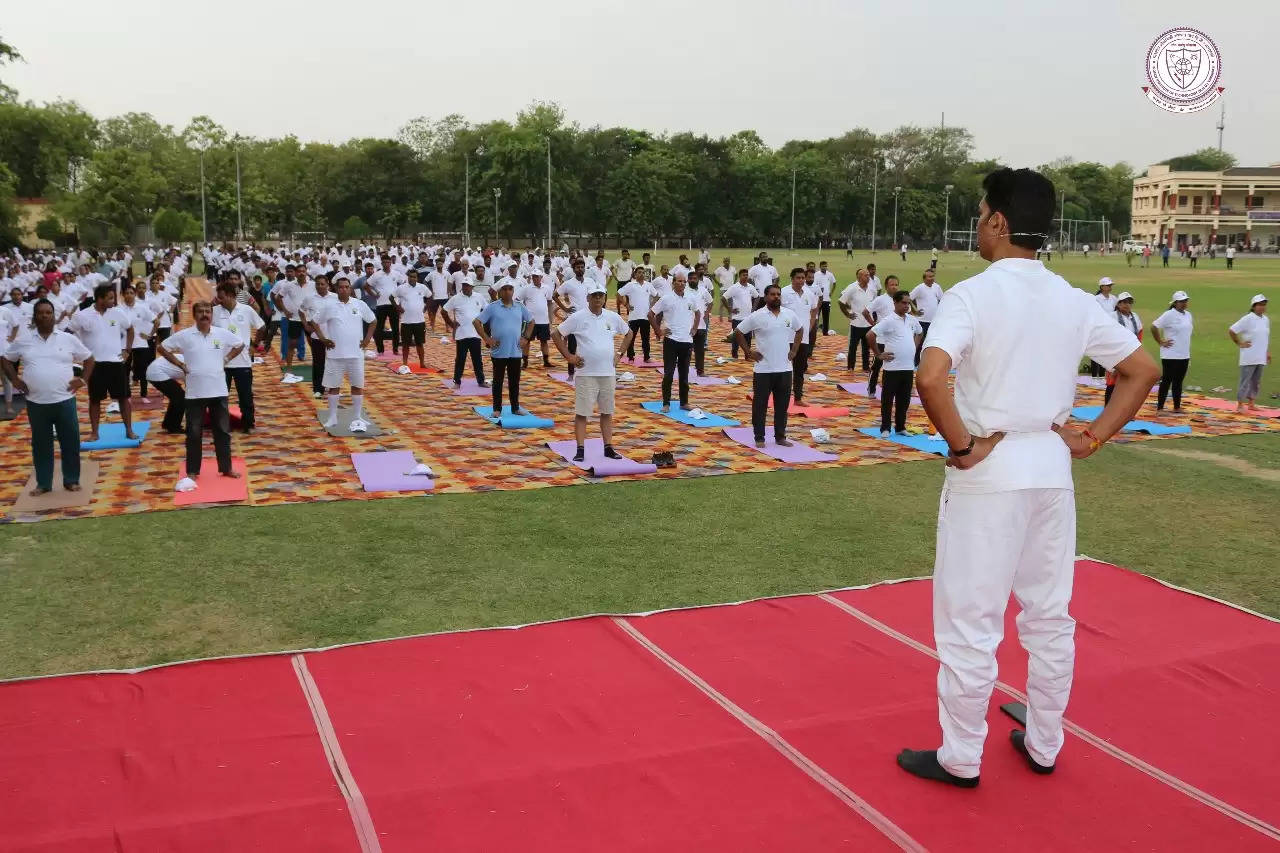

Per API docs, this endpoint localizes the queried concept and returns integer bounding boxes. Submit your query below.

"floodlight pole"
[199,149,208,244]
[892,186,901,250]
[789,167,796,252]
[493,187,501,247]
[870,160,878,252]
[234,145,243,244]
[943,184,954,249]
[464,152,470,249]
[546,137,552,251]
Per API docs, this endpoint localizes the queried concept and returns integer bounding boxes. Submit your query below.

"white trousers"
[933,487,1076,777]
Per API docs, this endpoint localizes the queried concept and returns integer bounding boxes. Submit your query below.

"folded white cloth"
[715,356,727,365]
[252,356,265,365]
[439,336,450,344]
[726,376,742,385]
[810,373,828,382]
[364,350,377,359]
[688,407,707,420]
[810,428,831,444]
[396,364,411,375]
[403,463,433,477]
[348,418,369,433]
[836,352,847,360]
[619,371,636,382]
[174,477,197,492]
[106,401,120,414]
[825,329,837,335]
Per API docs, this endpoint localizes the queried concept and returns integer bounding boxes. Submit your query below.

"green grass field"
[3,248,1272,680]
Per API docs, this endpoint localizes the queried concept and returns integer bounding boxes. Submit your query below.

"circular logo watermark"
[1143,27,1224,113]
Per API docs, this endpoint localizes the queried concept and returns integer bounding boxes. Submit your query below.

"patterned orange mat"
[2,286,1274,523]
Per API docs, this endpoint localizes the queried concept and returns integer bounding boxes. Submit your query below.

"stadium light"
[943,184,954,249]
[892,186,902,250]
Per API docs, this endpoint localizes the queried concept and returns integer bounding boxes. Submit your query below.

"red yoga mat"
[175,457,249,506]
[386,362,441,376]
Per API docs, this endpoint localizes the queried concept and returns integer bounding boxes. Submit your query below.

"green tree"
[342,215,370,239]
[0,162,20,248]
[152,207,200,244]
[0,35,21,102]
[35,215,64,243]
[67,147,165,233]
[1162,148,1237,172]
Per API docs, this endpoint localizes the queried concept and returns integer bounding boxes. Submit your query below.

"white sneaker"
[323,417,339,429]
[313,391,323,399]
[880,430,890,438]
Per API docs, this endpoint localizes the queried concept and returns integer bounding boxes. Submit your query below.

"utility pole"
[870,160,878,252]
[1216,101,1225,152]
[199,148,208,244]
[943,184,954,249]
[892,186,901,250]
[493,188,501,247]
[234,145,243,245]
[464,152,470,248]
[1059,191,1066,249]
[789,167,797,252]
[546,138,552,251]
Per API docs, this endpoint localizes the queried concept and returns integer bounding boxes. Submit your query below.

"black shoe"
[895,749,979,788]
[478,381,491,388]
[1010,729,1055,774]
[572,447,585,462]
[603,445,622,459]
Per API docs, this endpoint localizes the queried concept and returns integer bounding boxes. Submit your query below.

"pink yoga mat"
[443,378,489,396]
[620,357,663,368]
[351,450,435,492]
[722,427,838,463]
[373,351,403,362]
[1194,396,1280,417]
[549,372,575,386]
[838,380,921,405]
[546,439,657,477]
[649,368,729,386]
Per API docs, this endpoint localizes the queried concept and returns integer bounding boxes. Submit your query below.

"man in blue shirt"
[477,280,533,415]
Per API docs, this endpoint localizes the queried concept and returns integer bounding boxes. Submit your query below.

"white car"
[1120,239,1146,254]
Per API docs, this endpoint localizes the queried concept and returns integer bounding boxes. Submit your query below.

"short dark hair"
[763,283,781,296]
[892,290,911,304]
[216,281,237,297]
[885,275,899,286]
[93,283,113,301]
[981,167,1055,251]
[790,267,805,279]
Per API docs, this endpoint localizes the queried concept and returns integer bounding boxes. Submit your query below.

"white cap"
[1115,291,1134,302]
[1251,293,1268,306]
[1099,276,1114,287]
[1171,290,1190,302]
[586,282,607,295]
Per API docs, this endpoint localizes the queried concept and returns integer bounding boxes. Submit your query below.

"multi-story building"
[1131,163,1280,252]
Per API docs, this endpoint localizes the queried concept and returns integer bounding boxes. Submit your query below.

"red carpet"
[1,560,1277,851]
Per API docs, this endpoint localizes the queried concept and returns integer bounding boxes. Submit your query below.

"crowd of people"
[0,231,1269,494]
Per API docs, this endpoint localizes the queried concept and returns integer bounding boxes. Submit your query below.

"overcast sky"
[5,0,1274,170]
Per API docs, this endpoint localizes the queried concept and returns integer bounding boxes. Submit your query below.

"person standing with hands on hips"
[1228,294,1269,413]
[1150,291,1193,413]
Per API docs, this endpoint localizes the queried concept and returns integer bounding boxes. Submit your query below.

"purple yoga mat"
[443,378,489,396]
[351,450,435,492]
[722,427,838,463]
[649,367,729,386]
[372,350,403,362]
[621,357,663,368]
[838,380,922,405]
[547,439,658,477]
[549,372,576,385]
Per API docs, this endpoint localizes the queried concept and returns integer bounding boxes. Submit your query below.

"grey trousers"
[1238,364,1264,401]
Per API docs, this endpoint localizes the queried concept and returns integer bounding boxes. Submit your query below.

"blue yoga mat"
[640,401,740,427]
[1070,406,1191,436]
[473,406,554,429]
[82,421,151,450]
[857,426,950,456]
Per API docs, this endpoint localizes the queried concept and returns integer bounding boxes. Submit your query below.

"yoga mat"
[0,395,28,420]
[474,405,554,429]
[620,356,663,368]
[174,457,249,506]
[857,426,950,456]
[316,407,384,437]
[443,377,490,396]
[546,438,658,477]
[838,380,922,405]
[549,371,575,385]
[282,364,312,382]
[351,450,435,492]
[82,421,150,450]
[128,395,165,412]
[1075,375,1106,388]
[12,460,100,512]
[640,401,739,427]
[748,394,849,419]
[201,405,242,429]
[373,350,403,362]
[649,367,729,386]
[722,427,837,462]
[387,362,440,376]
[1071,406,1192,435]
[1194,396,1280,417]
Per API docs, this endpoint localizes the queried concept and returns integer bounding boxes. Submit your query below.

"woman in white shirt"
[1105,292,1142,406]
[1228,294,1270,412]
[1090,277,1118,378]
[1150,290,1194,412]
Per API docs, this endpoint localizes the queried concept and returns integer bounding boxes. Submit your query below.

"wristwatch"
[950,436,975,457]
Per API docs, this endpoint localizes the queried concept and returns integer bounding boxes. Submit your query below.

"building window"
[1179,195,1188,206]
[1250,196,1265,208]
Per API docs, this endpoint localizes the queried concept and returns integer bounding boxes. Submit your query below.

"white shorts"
[322,357,365,389]
[574,374,616,416]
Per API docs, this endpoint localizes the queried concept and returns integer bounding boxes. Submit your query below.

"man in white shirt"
[900,242,908,262]
[649,273,701,412]
[71,283,136,442]
[735,283,803,447]
[616,268,656,363]
[689,269,716,376]
[554,259,591,378]
[313,277,376,429]
[2,298,95,494]
[747,253,775,294]
[779,268,819,403]
[866,290,924,436]
[366,257,405,357]
[613,249,636,291]
[300,275,339,399]
[213,277,265,432]
[649,265,673,299]
[909,269,945,365]
[669,254,692,281]
[443,278,490,387]
[395,268,432,370]
[517,270,556,369]
[721,268,759,359]
[901,167,1160,788]
[157,301,245,479]
[586,254,611,288]
[270,271,308,376]
[866,263,882,295]
[1225,244,1236,269]
[1228,294,1269,412]
[865,276,900,396]
[425,256,451,332]
[637,252,656,281]
[713,258,737,320]
[814,261,837,334]
[552,282,635,462]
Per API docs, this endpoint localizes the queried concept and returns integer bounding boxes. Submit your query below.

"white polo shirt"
[272,280,306,319]
[449,269,475,296]
[1151,308,1194,360]
[871,312,924,371]
[121,301,157,349]
[315,297,375,358]
[395,282,430,324]
[924,257,1140,494]
[444,291,488,340]
[1229,312,1270,366]
[301,291,338,339]
[366,270,405,307]
[426,269,451,299]
[838,282,875,328]
[586,262,611,286]
[162,326,241,398]
[557,278,589,313]
[1096,293,1118,313]
[814,270,836,301]
[4,329,92,404]
[690,283,714,330]
[146,352,185,382]
[651,290,699,343]
[780,285,817,337]
[650,276,672,298]
[736,306,800,373]
[617,281,656,319]
[557,308,629,377]
[714,265,737,290]
[212,302,265,368]
[910,282,945,323]
[516,281,554,324]
[722,282,758,320]
[614,258,636,282]
[71,306,130,362]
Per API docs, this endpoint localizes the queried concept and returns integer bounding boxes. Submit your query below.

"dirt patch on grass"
[1132,445,1280,483]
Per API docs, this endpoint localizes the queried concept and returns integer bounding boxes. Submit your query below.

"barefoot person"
[2,299,95,496]
[901,167,1160,788]
[552,282,635,462]
[1228,294,1269,412]
[312,277,376,430]
[213,279,265,433]
[649,273,700,413]
[476,279,533,416]
[157,301,245,479]
[866,290,923,437]
[395,268,431,370]
[71,283,135,443]
[735,284,802,447]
